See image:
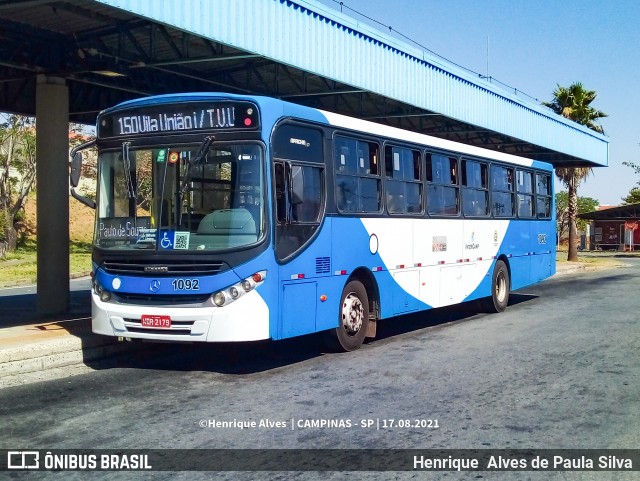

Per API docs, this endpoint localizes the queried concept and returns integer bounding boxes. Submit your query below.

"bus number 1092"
[172,279,200,291]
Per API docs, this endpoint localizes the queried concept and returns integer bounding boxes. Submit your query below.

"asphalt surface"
[1,259,639,480]
[0,260,615,388]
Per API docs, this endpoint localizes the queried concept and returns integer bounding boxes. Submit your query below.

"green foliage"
[0,240,92,286]
[556,191,598,237]
[621,187,640,205]
[0,209,9,243]
[543,82,606,261]
[542,82,608,133]
[622,162,640,204]
[0,114,37,252]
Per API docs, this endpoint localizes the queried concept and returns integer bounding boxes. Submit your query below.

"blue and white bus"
[70,93,555,351]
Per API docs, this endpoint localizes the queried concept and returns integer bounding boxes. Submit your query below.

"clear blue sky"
[316,0,640,205]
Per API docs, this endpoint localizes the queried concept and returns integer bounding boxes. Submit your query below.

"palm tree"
[543,82,607,261]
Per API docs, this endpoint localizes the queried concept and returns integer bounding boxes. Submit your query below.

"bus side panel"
[496,218,555,290]
[275,218,346,339]
[509,255,532,291]
[364,217,508,311]
[280,281,317,338]
[530,219,555,283]
[331,217,433,320]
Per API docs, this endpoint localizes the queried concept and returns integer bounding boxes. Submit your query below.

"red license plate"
[140,315,171,329]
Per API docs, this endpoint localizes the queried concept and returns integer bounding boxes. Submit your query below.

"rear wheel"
[483,260,510,313]
[324,280,369,352]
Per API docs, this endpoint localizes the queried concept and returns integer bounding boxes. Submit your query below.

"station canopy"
[0,0,608,168]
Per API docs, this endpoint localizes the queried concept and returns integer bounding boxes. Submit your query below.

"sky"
[315,0,640,205]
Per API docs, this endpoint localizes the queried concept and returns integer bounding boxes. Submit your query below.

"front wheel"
[483,260,510,313]
[323,280,369,352]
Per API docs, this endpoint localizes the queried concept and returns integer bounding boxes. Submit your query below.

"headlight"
[213,291,226,307]
[92,279,112,302]
[211,271,266,308]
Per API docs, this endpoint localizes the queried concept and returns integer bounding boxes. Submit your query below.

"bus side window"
[275,162,287,224]
[516,169,535,218]
[272,123,325,261]
[426,152,459,216]
[335,136,381,213]
[385,146,422,215]
[461,159,489,217]
[491,165,515,217]
[536,173,552,218]
[290,165,323,223]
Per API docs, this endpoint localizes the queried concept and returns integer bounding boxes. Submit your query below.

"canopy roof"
[0,0,608,167]
[580,205,640,221]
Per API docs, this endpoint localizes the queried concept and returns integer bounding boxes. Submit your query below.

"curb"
[554,262,628,277]
[0,337,132,378]
[0,320,136,385]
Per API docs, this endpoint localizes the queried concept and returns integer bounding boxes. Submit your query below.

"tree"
[542,82,607,261]
[621,187,640,205]
[0,115,36,256]
[555,191,599,240]
[621,161,640,205]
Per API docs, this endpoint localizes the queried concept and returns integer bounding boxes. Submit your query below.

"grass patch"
[556,248,635,267]
[0,194,95,286]
[0,240,91,286]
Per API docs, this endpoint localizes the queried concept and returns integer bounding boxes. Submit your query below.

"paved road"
[0,277,91,297]
[0,278,91,328]
[2,262,640,480]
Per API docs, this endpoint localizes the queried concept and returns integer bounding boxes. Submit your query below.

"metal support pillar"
[36,76,70,315]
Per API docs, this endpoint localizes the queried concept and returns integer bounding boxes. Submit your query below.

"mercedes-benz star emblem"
[150,280,161,293]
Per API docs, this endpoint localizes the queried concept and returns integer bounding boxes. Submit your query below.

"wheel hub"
[342,293,364,335]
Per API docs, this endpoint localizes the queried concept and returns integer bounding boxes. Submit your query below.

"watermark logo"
[7,451,39,470]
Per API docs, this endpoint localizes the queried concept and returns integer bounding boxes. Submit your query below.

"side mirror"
[69,139,97,209]
[70,152,82,188]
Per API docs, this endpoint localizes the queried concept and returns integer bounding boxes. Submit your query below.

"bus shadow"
[0,290,91,329]
[86,293,539,376]
[84,335,328,375]
[372,293,537,342]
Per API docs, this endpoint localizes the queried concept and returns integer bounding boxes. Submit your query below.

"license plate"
[140,315,171,329]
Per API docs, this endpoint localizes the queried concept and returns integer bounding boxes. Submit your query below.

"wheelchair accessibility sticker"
[159,230,190,250]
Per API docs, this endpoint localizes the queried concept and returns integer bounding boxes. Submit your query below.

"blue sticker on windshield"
[159,230,190,250]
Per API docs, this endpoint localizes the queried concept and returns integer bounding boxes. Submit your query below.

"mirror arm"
[70,139,96,159]
[71,187,96,210]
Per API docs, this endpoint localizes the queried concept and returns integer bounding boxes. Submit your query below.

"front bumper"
[91,289,270,342]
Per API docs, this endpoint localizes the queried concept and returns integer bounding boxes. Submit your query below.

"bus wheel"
[324,280,369,352]
[484,260,510,313]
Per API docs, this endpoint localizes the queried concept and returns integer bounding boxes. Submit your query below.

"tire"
[324,280,370,352]
[483,260,510,313]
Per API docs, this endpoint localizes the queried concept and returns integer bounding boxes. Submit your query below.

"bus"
[69,92,555,351]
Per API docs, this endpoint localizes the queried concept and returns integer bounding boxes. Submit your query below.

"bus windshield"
[94,142,265,252]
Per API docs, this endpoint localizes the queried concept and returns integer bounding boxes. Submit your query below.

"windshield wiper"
[122,141,135,199]
[180,136,214,196]
[177,136,214,227]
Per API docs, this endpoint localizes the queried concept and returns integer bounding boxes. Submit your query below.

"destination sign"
[98,101,260,138]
